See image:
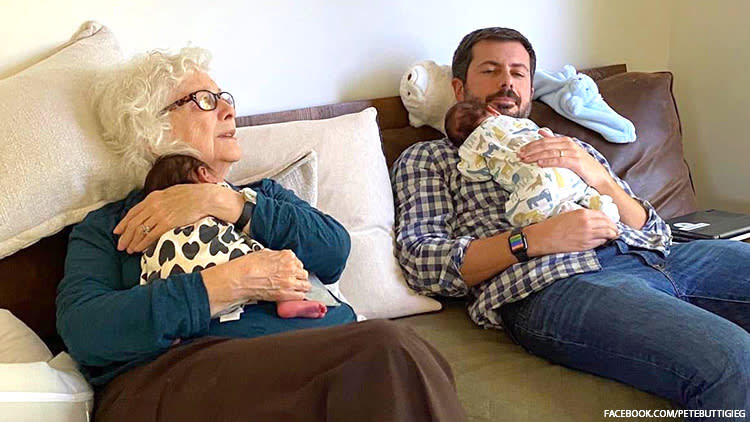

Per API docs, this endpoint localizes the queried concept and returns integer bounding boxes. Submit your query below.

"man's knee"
[690,330,750,406]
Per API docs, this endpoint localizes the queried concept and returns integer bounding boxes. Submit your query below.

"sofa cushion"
[531,72,696,219]
[395,301,678,422]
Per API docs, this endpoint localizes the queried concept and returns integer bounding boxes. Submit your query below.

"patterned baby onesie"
[140,215,264,284]
[457,114,620,227]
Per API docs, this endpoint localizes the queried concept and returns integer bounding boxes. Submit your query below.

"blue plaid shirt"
[391,137,672,329]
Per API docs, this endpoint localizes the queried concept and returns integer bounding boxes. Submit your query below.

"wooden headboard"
[0,64,627,350]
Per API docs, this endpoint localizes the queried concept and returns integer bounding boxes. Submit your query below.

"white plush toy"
[399,60,455,134]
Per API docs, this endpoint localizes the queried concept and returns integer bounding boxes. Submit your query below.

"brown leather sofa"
[0,65,695,421]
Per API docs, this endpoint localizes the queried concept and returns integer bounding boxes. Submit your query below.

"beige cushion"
[0,310,52,364]
[234,150,318,207]
[0,310,94,421]
[227,109,442,319]
[0,22,135,260]
[396,301,678,422]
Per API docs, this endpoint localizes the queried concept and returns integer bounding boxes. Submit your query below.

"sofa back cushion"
[530,71,696,219]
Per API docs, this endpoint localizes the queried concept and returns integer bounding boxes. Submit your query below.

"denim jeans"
[500,239,750,420]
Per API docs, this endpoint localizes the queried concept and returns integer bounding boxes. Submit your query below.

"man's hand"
[202,249,312,317]
[525,209,619,256]
[520,129,648,229]
[114,184,243,254]
[518,130,613,190]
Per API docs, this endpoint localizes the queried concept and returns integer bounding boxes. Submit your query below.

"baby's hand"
[538,128,554,137]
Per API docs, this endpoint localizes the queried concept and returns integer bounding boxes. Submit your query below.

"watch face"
[509,233,525,252]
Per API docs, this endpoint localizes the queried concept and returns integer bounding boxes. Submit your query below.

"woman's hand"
[518,130,613,190]
[114,184,244,254]
[201,249,312,317]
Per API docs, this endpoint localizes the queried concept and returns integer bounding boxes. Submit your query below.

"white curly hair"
[91,47,212,183]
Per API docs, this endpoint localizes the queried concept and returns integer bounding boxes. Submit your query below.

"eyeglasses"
[160,90,235,115]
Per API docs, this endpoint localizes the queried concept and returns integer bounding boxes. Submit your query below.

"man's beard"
[465,87,532,118]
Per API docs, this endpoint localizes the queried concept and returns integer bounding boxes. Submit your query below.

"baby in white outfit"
[445,101,620,227]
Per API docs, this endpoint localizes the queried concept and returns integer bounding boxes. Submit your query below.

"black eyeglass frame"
[160,90,235,115]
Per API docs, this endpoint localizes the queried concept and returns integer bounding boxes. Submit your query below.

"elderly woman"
[56,47,465,421]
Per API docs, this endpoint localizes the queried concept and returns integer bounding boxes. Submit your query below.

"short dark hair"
[143,154,207,194]
[452,27,536,83]
[444,101,490,147]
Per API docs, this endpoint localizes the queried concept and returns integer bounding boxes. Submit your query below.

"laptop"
[667,209,750,241]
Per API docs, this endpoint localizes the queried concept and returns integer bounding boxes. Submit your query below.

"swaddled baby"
[445,101,620,227]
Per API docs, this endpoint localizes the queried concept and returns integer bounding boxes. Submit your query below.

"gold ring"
[559,149,564,158]
[141,224,151,235]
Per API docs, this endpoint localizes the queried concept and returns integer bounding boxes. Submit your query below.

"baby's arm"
[579,187,621,223]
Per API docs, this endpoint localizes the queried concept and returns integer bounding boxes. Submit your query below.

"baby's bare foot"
[277,300,327,319]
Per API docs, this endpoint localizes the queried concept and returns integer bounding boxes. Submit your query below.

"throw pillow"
[0,353,94,422]
[227,108,442,319]
[0,309,52,364]
[0,310,93,422]
[0,22,135,260]
[232,150,318,207]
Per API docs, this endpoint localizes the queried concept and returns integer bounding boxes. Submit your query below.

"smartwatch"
[508,227,529,262]
[235,187,257,231]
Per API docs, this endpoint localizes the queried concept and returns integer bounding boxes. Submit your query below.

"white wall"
[669,0,750,213]
[1,0,671,116]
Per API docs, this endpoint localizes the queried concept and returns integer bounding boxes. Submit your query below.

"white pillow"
[0,310,93,422]
[0,310,52,364]
[0,22,135,260]
[227,109,442,319]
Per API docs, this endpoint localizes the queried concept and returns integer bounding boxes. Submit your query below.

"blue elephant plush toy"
[533,65,636,143]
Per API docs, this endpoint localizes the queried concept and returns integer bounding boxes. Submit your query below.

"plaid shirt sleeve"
[391,142,471,298]
[576,139,671,254]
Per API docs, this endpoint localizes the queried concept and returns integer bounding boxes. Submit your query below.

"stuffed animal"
[533,65,636,143]
[399,60,455,134]
[399,61,636,143]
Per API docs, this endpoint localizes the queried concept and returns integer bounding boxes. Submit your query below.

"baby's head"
[143,154,221,194]
[445,100,494,147]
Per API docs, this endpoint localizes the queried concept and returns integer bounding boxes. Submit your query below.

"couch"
[0,62,696,421]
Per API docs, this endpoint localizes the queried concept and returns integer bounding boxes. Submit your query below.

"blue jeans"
[500,240,750,420]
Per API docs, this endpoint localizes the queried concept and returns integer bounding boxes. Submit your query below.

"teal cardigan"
[56,179,353,386]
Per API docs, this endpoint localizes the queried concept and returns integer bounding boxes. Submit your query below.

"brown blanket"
[95,320,466,422]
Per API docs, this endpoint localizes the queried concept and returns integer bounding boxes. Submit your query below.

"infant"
[445,101,620,227]
[140,154,327,320]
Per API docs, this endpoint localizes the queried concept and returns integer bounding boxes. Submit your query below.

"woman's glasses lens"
[195,91,216,110]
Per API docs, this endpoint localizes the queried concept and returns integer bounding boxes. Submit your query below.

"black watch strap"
[508,227,529,262]
[235,201,255,231]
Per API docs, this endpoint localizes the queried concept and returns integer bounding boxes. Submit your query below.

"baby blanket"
[533,65,636,143]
